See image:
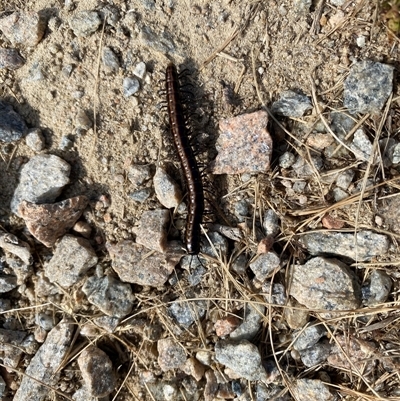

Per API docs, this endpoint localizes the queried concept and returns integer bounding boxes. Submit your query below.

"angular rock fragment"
[13,320,74,401]
[19,196,88,247]
[78,346,116,397]
[292,378,335,401]
[0,328,30,369]
[271,90,312,117]
[168,298,207,328]
[215,339,268,382]
[25,128,45,151]
[45,234,97,288]
[82,275,133,318]
[0,48,25,69]
[249,252,280,283]
[211,110,272,174]
[0,11,46,47]
[327,334,376,373]
[362,270,392,306]
[0,100,28,143]
[153,167,182,209]
[0,231,32,265]
[344,60,393,114]
[290,257,361,313]
[11,154,71,216]
[350,129,373,161]
[107,240,183,287]
[0,275,18,293]
[300,230,389,262]
[133,209,170,252]
[214,316,241,337]
[157,337,186,371]
[229,304,265,341]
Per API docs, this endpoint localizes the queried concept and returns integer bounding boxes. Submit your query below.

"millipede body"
[165,63,204,255]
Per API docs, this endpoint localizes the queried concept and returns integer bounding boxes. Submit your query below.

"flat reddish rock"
[107,240,183,287]
[19,196,89,247]
[211,110,272,174]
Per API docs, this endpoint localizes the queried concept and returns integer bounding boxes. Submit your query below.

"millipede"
[165,62,204,255]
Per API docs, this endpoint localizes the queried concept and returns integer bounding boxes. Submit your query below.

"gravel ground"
[1,1,400,400]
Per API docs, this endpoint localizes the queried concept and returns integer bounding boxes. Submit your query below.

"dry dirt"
[1,0,400,400]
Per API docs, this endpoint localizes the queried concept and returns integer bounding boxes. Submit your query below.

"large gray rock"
[11,154,71,216]
[290,257,361,313]
[300,230,389,262]
[344,61,393,114]
[13,320,74,401]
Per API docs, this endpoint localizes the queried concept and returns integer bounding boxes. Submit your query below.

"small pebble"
[157,337,186,371]
[279,151,296,168]
[36,313,56,331]
[72,221,92,238]
[69,10,101,37]
[336,169,354,190]
[25,128,45,151]
[59,135,73,150]
[0,48,25,69]
[133,61,146,79]
[75,109,92,130]
[153,167,182,209]
[214,316,241,337]
[271,90,312,118]
[102,47,119,71]
[123,77,140,97]
[332,187,348,202]
[0,101,28,143]
[129,188,152,203]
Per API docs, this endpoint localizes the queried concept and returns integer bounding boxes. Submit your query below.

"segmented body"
[165,63,204,255]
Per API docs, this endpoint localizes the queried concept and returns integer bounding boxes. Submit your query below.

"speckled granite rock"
[211,110,272,174]
[19,196,88,247]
